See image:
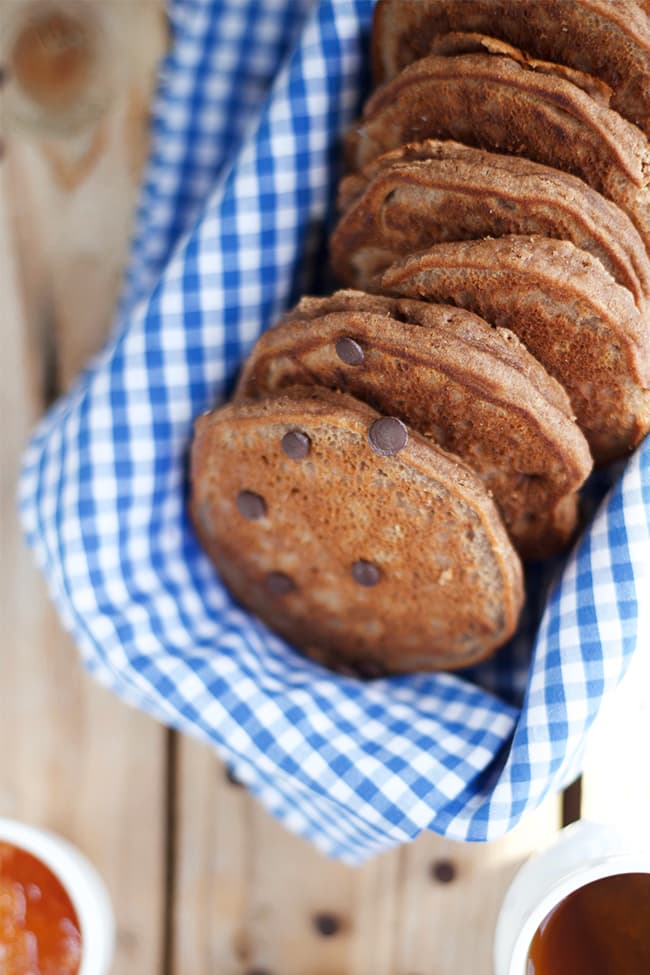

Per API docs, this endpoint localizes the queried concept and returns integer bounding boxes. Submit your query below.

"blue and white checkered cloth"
[19,0,650,863]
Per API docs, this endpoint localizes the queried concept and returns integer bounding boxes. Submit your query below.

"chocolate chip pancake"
[381,236,650,464]
[190,387,524,672]
[372,0,650,138]
[345,53,650,253]
[426,31,612,104]
[332,140,650,307]
[235,292,592,559]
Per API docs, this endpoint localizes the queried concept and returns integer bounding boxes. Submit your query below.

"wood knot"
[10,7,96,113]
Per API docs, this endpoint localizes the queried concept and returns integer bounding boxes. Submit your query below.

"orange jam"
[0,842,81,975]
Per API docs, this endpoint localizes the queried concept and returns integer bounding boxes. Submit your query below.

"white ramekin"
[0,818,115,975]
[493,819,650,975]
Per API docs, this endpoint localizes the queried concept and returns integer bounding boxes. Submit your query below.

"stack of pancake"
[191,0,650,675]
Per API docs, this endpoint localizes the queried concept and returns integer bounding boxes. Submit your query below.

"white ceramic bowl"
[0,818,115,975]
[493,819,650,975]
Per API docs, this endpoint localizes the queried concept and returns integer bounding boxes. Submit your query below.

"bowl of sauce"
[527,872,650,974]
[494,820,650,975]
[0,818,114,975]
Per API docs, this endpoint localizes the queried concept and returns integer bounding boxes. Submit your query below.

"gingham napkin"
[19,0,650,863]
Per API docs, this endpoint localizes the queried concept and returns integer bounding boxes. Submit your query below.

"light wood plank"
[0,4,168,971]
[171,742,252,974]
[244,785,402,975]
[2,0,167,390]
[173,738,404,975]
[393,797,561,975]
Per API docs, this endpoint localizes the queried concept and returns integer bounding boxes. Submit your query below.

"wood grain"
[1,4,168,973]
[393,799,561,975]
[173,736,561,975]
[2,0,167,390]
[172,737,403,975]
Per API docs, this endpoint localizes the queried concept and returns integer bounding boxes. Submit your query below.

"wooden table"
[1,3,648,972]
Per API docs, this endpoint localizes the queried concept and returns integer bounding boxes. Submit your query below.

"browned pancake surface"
[382,237,650,464]
[427,30,613,104]
[236,293,592,558]
[372,0,650,137]
[191,388,524,672]
[346,54,650,252]
[332,140,650,306]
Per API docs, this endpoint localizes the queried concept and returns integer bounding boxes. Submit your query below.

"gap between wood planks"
[163,730,178,975]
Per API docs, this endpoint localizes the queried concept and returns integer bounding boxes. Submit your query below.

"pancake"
[345,53,650,252]
[190,386,524,673]
[382,236,650,463]
[236,291,593,558]
[426,30,612,104]
[332,140,650,307]
[371,0,650,138]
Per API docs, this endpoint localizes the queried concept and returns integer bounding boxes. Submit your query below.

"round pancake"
[332,140,650,307]
[191,387,524,673]
[381,236,650,464]
[345,53,650,254]
[371,0,650,138]
[236,292,593,559]
[426,30,613,104]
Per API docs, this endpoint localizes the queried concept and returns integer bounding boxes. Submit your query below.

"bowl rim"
[507,854,650,974]
[0,817,115,975]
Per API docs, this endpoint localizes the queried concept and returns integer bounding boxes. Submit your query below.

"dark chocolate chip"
[355,659,386,680]
[0,66,6,87]
[236,490,266,520]
[430,859,456,884]
[368,416,408,456]
[335,336,364,366]
[266,571,296,595]
[312,912,341,937]
[225,765,244,788]
[351,560,381,587]
[281,430,311,459]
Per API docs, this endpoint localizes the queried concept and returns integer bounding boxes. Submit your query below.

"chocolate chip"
[351,560,381,587]
[0,66,6,87]
[335,336,364,365]
[225,765,244,788]
[312,912,341,937]
[431,859,456,884]
[266,571,296,595]
[368,416,408,456]
[236,490,266,520]
[281,430,311,459]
